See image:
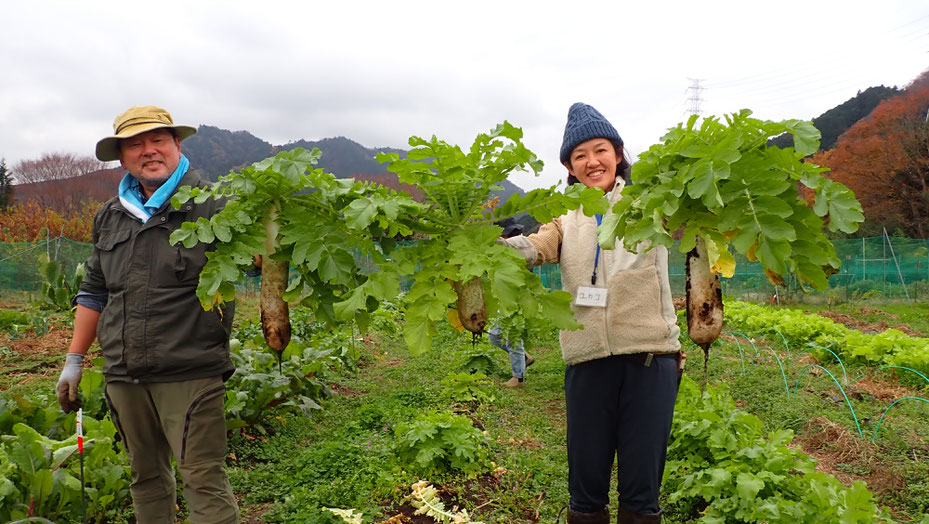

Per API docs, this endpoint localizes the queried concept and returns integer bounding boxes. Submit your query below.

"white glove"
[498,236,539,265]
[56,353,84,413]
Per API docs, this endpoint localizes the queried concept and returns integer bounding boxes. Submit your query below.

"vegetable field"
[1,293,928,523]
[1,115,928,523]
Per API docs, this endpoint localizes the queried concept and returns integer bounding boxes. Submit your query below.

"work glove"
[496,236,538,265]
[56,353,84,413]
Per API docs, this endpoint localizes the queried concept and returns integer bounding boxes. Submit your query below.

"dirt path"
[816,310,924,337]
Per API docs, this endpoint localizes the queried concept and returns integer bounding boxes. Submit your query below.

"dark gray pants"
[105,376,239,524]
[565,353,679,515]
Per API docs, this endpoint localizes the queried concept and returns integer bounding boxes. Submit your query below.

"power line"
[712,69,881,105]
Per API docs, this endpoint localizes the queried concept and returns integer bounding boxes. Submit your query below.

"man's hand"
[56,353,84,413]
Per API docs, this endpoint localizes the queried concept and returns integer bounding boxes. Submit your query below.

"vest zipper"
[601,246,616,354]
[601,187,620,355]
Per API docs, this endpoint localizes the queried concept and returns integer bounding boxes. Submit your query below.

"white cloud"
[1,0,927,191]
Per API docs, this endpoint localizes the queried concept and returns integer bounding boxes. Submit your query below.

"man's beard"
[135,172,171,191]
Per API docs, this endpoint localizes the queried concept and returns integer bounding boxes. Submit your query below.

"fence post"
[883,227,911,303]
[882,233,887,296]
[861,237,865,283]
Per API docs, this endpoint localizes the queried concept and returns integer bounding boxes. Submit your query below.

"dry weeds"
[0,324,70,356]
[795,417,906,497]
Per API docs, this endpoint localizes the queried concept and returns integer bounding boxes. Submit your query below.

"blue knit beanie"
[559,103,623,164]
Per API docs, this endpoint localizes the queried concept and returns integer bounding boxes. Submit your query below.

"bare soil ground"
[0,325,76,392]
[0,325,99,392]
[816,311,924,337]
[0,325,70,356]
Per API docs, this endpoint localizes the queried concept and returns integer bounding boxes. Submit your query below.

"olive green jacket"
[79,170,235,383]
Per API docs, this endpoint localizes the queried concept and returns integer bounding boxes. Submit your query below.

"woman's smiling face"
[564,138,621,192]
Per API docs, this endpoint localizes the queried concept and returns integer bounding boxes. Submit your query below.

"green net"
[0,238,93,293]
[669,236,929,303]
[0,238,263,296]
[2,236,927,303]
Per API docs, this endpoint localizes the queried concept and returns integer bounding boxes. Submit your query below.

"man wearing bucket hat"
[56,106,240,523]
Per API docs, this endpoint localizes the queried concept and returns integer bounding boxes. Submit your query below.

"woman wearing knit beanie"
[501,103,681,523]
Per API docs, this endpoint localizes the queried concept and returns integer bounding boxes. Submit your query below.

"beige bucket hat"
[95,105,197,161]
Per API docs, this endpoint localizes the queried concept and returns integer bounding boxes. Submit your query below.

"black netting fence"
[3,236,927,304]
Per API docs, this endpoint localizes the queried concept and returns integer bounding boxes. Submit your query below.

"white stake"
[77,408,86,524]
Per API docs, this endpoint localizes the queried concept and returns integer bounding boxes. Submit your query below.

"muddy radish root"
[261,258,291,352]
[452,277,487,335]
[260,204,291,353]
[686,236,723,351]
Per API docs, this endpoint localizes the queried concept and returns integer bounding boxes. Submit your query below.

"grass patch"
[696,328,929,522]
[2,295,927,522]
[228,324,573,522]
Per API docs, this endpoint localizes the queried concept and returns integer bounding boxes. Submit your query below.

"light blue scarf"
[118,154,190,223]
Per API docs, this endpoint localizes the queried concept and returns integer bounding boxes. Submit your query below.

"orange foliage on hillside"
[0,200,98,243]
[812,69,929,237]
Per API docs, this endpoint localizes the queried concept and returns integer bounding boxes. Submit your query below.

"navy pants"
[565,353,679,514]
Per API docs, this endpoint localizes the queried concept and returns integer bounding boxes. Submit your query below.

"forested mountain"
[9,82,910,214]
[769,85,900,151]
[180,127,410,180]
[181,128,526,203]
[180,125,272,178]
[12,128,527,209]
[278,137,407,178]
[11,168,123,209]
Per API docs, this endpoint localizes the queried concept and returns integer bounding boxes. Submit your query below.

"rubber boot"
[617,505,662,523]
[567,507,610,524]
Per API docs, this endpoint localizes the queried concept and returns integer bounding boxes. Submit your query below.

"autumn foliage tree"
[12,152,111,184]
[813,69,929,237]
[0,200,97,243]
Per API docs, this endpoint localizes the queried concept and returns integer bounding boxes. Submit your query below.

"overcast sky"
[2,1,927,191]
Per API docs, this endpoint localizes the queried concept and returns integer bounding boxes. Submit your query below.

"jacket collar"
[112,169,203,218]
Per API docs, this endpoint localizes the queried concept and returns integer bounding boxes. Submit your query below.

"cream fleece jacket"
[515,178,680,365]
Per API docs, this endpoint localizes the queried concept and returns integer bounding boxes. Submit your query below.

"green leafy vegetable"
[599,110,863,357]
[393,411,490,475]
[170,148,423,347]
[341,122,608,354]
[600,109,863,289]
[173,124,608,356]
[667,375,887,522]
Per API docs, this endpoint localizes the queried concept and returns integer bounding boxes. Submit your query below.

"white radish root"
[260,203,291,352]
[452,277,487,335]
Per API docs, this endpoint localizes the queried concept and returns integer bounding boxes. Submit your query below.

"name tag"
[576,286,607,308]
